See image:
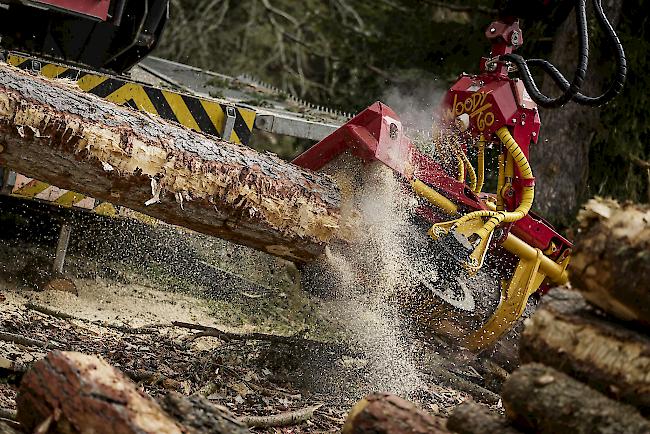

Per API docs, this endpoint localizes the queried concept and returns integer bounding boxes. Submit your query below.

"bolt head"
[511,30,521,46]
[490,27,496,33]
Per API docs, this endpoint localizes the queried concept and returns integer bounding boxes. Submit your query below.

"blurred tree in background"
[155,0,649,222]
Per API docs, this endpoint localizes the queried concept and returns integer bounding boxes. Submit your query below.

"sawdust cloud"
[304,80,456,398]
[382,75,445,133]
[308,156,442,398]
[305,81,500,398]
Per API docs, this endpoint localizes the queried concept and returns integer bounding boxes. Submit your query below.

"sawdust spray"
[305,154,437,397]
[302,79,456,397]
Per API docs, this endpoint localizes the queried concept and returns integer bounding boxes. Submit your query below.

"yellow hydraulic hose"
[474,137,486,194]
[454,147,465,183]
[452,127,534,240]
[496,153,505,211]
[505,152,515,180]
[411,179,459,216]
[459,147,477,192]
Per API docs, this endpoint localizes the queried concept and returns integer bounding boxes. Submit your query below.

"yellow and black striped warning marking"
[7,54,257,145]
[9,173,118,217]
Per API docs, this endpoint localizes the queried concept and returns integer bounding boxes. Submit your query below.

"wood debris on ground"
[0,208,484,433]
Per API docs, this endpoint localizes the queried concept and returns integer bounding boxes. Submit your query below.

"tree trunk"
[0,63,340,263]
[342,393,449,434]
[530,0,624,224]
[501,363,650,434]
[570,198,650,325]
[446,401,522,434]
[16,351,184,433]
[520,287,650,415]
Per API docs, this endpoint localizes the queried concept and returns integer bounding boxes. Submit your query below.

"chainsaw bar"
[135,56,351,142]
[235,73,353,119]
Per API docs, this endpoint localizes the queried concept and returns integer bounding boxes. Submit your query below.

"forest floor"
[0,197,503,432]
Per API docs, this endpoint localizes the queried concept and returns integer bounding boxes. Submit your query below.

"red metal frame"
[293,18,572,291]
[32,0,111,20]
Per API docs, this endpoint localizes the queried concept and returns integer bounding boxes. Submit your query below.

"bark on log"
[501,363,650,434]
[158,392,248,434]
[570,198,650,325]
[342,393,449,434]
[0,63,340,262]
[16,351,184,434]
[520,287,650,414]
[447,401,522,434]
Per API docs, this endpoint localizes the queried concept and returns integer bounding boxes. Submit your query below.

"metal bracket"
[462,248,545,351]
[53,224,73,274]
[30,59,42,74]
[222,106,236,142]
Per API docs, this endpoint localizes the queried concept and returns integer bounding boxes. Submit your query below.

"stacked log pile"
[447,198,650,433]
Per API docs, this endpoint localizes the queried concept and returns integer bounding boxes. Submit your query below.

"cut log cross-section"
[0,63,341,262]
[570,198,650,325]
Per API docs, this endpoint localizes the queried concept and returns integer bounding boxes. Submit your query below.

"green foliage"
[155,0,648,203]
[156,0,494,112]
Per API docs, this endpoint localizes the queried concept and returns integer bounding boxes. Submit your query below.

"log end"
[342,393,448,434]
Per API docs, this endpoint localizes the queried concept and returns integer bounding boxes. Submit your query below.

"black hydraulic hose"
[501,0,589,108]
[524,0,627,107]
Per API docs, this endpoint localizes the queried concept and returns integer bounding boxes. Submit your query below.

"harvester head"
[293,22,573,352]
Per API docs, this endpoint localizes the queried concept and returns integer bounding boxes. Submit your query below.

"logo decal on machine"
[449,92,495,131]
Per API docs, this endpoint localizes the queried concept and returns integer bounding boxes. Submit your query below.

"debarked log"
[0,63,340,262]
[520,287,650,415]
[501,363,650,434]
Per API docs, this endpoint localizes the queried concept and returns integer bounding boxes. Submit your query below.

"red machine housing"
[293,20,572,291]
[27,0,111,20]
[293,101,570,260]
